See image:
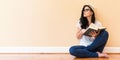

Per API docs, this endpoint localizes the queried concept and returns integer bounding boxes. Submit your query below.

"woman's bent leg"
[86,30,109,52]
[69,45,98,58]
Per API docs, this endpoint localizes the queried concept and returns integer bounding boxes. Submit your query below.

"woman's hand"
[81,29,86,33]
[76,28,86,39]
[89,30,100,37]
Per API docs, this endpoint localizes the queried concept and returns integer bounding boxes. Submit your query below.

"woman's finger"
[93,31,96,34]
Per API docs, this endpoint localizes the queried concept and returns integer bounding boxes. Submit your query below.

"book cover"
[83,23,106,37]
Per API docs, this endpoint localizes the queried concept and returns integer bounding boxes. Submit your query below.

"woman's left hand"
[89,31,100,37]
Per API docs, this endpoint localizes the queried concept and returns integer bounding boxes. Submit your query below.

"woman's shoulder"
[76,20,81,29]
[95,20,101,24]
[95,20,103,27]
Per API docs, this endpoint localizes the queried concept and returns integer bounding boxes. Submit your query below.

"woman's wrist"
[81,29,86,34]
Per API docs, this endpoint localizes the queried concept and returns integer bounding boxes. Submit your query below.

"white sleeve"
[95,20,103,27]
[76,20,81,29]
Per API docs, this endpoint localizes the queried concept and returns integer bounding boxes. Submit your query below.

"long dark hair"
[79,5,95,29]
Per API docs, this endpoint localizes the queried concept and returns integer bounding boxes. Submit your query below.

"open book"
[83,23,106,37]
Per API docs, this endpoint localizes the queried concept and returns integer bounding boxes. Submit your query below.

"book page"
[88,23,98,30]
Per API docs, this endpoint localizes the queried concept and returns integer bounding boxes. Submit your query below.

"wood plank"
[0,53,119,60]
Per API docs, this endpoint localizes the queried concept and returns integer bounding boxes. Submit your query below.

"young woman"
[69,5,109,58]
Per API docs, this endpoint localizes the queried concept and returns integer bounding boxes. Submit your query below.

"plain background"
[0,0,119,47]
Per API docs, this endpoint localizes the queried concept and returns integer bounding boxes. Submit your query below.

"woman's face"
[83,6,93,17]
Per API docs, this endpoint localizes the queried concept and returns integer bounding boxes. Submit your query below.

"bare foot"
[97,52,109,58]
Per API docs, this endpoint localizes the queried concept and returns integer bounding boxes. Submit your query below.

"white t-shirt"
[77,20,103,46]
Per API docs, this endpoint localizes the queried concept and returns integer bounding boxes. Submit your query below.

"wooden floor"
[0,53,119,60]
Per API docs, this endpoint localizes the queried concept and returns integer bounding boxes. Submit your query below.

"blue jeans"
[69,30,109,58]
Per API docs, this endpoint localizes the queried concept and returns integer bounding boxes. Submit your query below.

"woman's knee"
[99,30,109,37]
[102,30,109,38]
[69,46,77,55]
[100,30,109,42]
[69,46,85,55]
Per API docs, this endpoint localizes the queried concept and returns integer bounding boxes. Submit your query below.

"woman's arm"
[76,28,86,39]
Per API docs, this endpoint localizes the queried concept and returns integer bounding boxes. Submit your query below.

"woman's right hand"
[81,29,86,34]
[76,28,86,39]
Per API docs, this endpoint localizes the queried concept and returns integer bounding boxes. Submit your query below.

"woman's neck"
[87,16,92,25]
